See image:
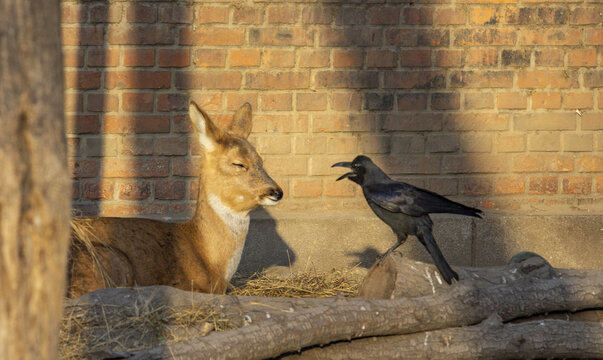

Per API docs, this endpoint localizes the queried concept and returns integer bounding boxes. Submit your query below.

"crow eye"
[232,162,247,171]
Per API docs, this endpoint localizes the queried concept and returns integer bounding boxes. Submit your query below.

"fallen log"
[91,255,601,360]
[278,317,603,360]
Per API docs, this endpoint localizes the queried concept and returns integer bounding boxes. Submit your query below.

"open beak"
[332,161,354,181]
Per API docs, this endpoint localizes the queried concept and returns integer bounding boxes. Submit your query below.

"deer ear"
[189,102,221,152]
[228,103,252,139]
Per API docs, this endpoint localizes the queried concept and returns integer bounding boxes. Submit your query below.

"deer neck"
[191,186,250,281]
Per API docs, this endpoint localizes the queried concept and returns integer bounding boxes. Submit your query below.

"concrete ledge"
[239,209,603,274]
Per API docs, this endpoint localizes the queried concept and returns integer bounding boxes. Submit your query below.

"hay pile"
[59,268,364,359]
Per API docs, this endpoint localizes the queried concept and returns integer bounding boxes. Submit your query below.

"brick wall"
[63,0,603,219]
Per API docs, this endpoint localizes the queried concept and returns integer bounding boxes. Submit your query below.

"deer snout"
[260,186,283,206]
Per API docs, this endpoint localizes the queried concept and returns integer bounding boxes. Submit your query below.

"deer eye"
[232,162,247,171]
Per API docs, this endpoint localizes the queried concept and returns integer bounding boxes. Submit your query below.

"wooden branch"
[278,318,603,360]
[116,259,602,360]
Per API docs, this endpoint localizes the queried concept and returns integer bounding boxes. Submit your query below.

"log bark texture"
[0,0,70,358]
[67,256,603,360]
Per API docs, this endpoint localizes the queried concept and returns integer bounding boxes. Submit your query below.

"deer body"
[68,103,282,298]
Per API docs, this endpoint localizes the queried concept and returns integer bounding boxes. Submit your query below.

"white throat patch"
[208,194,250,281]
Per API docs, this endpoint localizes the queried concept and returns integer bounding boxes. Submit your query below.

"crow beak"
[332,161,353,181]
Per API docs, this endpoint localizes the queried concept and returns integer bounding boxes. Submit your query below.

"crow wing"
[364,182,483,218]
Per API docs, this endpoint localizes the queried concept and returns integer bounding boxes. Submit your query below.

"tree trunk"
[67,256,602,360]
[0,0,70,358]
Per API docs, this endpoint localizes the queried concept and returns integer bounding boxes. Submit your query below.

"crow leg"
[378,234,407,265]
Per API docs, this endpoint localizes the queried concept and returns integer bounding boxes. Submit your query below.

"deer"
[68,102,283,298]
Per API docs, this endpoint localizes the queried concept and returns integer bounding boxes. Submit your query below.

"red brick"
[497,134,526,153]
[333,50,363,68]
[369,6,400,25]
[297,93,327,111]
[87,94,119,112]
[267,6,298,24]
[454,28,516,46]
[108,25,174,45]
[383,71,445,89]
[180,28,244,46]
[159,4,193,24]
[450,71,513,88]
[568,49,597,67]
[313,114,376,133]
[403,7,433,25]
[155,181,186,200]
[577,156,603,172]
[517,70,572,89]
[528,132,561,152]
[585,29,603,45]
[497,92,527,109]
[427,134,460,153]
[331,93,362,111]
[158,49,190,67]
[390,134,429,152]
[118,181,151,200]
[291,180,322,198]
[598,177,603,194]
[399,50,430,67]
[103,159,169,178]
[501,49,530,67]
[385,29,419,47]
[106,71,170,89]
[251,28,313,46]
[532,92,561,109]
[233,6,263,24]
[319,28,382,47]
[103,115,170,133]
[494,176,525,194]
[361,135,390,154]
[123,49,155,67]
[512,154,574,172]
[520,29,582,45]
[466,49,498,67]
[193,49,226,67]
[89,4,122,23]
[584,71,603,88]
[504,7,533,24]
[88,48,120,67]
[225,94,257,111]
[570,8,601,24]
[126,4,157,23]
[82,181,114,200]
[367,50,398,68]
[461,177,492,195]
[514,113,575,130]
[316,71,378,89]
[61,3,87,23]
[63,48,85,67]
[264,50,295,68]
[247,71,309,90]
[383,113,443,132]
[64,71,101,89]
[302,6,332,25]
[431,93,460,110]
[260,93,292,111]
[122,92,154,112]
[435,50,462,67]
[535,49,564,67]
[535,7,568,25]
[335,7,365,26]
[176,71,241,90]
[155,136,189,156]
[442,155,507,174]
[563,92,594,109]
[365,93,394,111]
[469,7,501,25]
[325,181,355,197]
[299,50,330,68]
[195,6,229,24]
[528,177,558,194]
[157,93,188,112]
[444,113,509,131]
[582,114,603,130]
[120,137,154,156]
[62,27,103,46]
[434,8,465,25]
[66,115,99,134]
[397,94,427,110]
[563,133,593,152]
[72,159,99,178]
[464,93,494,110]
[229,49,261,67]
[563,177,592,194]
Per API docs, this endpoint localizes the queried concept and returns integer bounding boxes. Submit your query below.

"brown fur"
[68,103,282,298]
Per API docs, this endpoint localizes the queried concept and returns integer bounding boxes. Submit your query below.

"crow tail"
[417,227,459,285]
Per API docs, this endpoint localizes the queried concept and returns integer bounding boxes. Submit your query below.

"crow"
[332,155,482,284]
